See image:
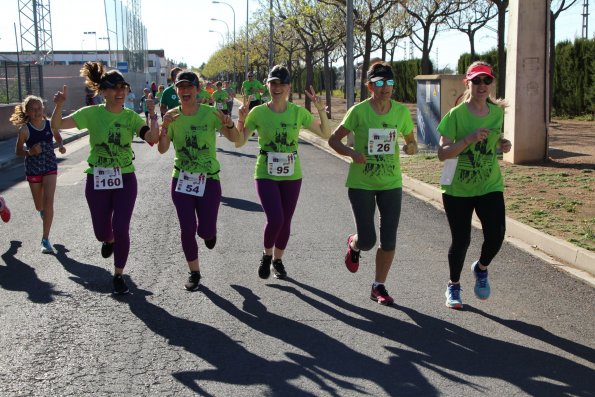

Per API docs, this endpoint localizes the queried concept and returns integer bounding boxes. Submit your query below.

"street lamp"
[84,31,97,61]
[99,36,111,67]
[209,30,226,46]
[212,0,236,84]
[211,18,230,42]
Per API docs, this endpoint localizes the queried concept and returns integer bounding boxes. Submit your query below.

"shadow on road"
[265,279,594,397]
[53,244,113,294]
[0,240,64,303]
[220,196,263,212]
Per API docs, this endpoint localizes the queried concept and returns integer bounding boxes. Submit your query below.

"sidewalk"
[0,128,88,170]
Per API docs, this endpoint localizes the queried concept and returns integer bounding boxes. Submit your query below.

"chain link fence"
[0,62,43,104]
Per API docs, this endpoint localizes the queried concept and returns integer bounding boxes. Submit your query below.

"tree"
[447,0,497,61]
[488,0,508,97]
[549,0,580,117]
[398,0,466,74]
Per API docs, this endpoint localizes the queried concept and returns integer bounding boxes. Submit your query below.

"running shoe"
[113,274,129,295]
[272,259,287,279]
[445,283,463,309]
[344,234,360,273]
[40,238,55,254]
[471,261,491,300]
[258,253,272,279]
[0,197,10,223]
[184,271,201,291]
[370,284,394,305]
[101,241,114,258]
[204,236,217,250]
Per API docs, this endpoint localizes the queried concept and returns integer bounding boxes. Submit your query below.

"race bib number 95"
[267,152,296,176]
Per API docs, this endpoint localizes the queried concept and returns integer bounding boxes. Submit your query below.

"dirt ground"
[290,95,595,252]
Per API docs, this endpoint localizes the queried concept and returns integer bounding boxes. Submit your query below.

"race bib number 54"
[368,128,397,155]
[175,170,207,197]
[94,167,123,190]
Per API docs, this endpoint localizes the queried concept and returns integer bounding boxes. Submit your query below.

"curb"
[299,129,595,280]
[0,130,88,172]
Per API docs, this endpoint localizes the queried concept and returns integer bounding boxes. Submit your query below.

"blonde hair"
[459,61,507,108]
[9,95,44,126]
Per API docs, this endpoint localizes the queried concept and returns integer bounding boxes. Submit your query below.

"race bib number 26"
[368,128,397,155]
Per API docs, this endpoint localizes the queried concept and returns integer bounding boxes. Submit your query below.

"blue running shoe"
[471,261,491,300]
[41,238,55,254]
[445,283,463,309]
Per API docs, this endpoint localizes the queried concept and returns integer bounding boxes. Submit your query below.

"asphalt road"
[0,134,594,396]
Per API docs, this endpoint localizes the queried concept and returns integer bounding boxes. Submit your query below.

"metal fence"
[0,62,43,104]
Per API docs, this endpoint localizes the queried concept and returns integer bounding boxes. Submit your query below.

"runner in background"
[160,67,183,119]
[328,61,418,306]
[10,95,66,254]
[224,80,236,117]
[51,62,160,295]
[0,197,10,223]
[437,61,511,310]
[241,72,264,110]
[157,71,239,291]
[236,65,330,280]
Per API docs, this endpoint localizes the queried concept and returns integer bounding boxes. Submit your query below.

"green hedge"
[390,59,423,103]
[553,39,594,117]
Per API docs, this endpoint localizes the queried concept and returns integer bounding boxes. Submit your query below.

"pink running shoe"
[344,234,360,273]
[370,284,394,306]
[0,197,10,223]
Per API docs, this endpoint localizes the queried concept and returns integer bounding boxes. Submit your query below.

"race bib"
[175,170,207,197]
[267,152,296,176]
[93,167,123,190]
[367,128,397,155]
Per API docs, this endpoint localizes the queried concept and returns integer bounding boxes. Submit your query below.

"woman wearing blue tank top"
[11,95,66,254]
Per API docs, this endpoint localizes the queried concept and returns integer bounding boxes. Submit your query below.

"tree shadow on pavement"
[465,305,595,366]
[203,284,438,396]
[53,244,113,294]
[122,281,320,397]
[216,147,257,159]
[0,240,64,303]
[267,279,594,397]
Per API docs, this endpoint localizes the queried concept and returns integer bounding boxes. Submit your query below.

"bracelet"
[150,114,158,121]
[226,122,235,129]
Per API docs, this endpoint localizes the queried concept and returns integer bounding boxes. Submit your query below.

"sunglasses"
[374,79,395,87]
[470,76,494,85]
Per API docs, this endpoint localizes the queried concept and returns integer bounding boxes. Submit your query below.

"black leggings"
[443,191,506,282]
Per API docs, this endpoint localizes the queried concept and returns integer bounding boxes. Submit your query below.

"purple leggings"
[255,178,302,250]
[85,173,137,269]
[171,177,221,262]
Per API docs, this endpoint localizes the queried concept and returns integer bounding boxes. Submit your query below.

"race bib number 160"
[94,167,123,190]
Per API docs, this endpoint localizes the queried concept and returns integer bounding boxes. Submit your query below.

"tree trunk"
[548,10,555,118]
[497,4,507,97]
[323,49,333,119]
[305,50,314,112]
[421,25,433,74]
[360,23,373,101]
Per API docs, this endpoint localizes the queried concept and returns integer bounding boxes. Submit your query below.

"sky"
[0,0,593,71]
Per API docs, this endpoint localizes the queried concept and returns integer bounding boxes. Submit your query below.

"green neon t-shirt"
[242,80,264,100]
[167,105,223,180]
[212,90,229,110]
[438,102,505,197]
[341,99,414,190]
[160,85,179,110]
[72,105,145,174]
[244,102,314,180]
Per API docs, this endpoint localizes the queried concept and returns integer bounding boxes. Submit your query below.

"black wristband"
[226,122,234,129]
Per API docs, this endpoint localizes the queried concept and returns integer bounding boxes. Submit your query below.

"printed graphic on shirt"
[261,122,298,153]
[94,121,133,168]
[457,131,497,185]
[177,124,215,174]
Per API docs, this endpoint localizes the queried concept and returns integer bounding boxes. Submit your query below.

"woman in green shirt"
[437,61,512,310]
[51,62,160,295]
[328,61,418,306]
[237,65,330,281]
[158,71,239,291]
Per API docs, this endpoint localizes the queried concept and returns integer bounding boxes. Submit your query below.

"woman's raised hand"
[305,85,325,111]
[53,85,68,106]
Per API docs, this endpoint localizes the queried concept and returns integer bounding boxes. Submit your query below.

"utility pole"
[582,0,590,39]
